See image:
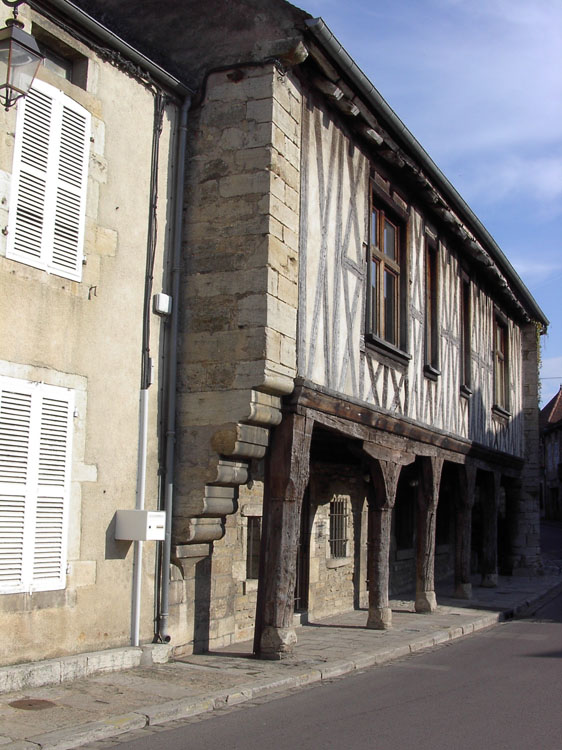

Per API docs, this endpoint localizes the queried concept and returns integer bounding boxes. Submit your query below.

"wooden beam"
[290,383,524,471]
[254,412,314,659]
[415,456,443,613]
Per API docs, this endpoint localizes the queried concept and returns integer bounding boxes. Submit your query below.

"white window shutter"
[32,392,73,591]
[7,87,51,268]
[0,388,33,592]
[0,377,73,594]
[7,80,90,282]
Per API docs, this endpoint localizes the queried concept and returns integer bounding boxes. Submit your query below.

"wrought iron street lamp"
[0,1,43,110]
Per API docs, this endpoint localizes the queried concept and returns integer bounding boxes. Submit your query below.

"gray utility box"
[115,510,166,541]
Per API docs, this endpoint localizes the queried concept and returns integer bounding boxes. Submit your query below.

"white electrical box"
[153,293,172,316]
[115,510,166,541]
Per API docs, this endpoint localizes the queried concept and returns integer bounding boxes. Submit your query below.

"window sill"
[423,364,441,381]
[326,556,352,569]
[460,384,473,399]
[365,335,411,367]
[492,404,511,421]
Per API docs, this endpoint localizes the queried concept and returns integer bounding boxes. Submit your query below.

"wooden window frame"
[0,376,73,595]
[366,185,408,355]
[423,235,440,379]
[493,313,510,415]
[6,78,90,282]
[460,275,473,396]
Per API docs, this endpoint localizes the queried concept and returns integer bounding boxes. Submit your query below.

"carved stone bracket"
[175,390,283,553]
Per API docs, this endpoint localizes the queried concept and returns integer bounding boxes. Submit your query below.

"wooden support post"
[415,456,443,613]
[454,462,476,599]
[365,459,400,629]
[481,471,501,587]
[254,412,313,659]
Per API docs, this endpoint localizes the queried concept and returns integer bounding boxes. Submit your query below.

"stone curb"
[510,580,562,619]
[0,645,173,695]
[26,713,147,750]
[3,580,561,750]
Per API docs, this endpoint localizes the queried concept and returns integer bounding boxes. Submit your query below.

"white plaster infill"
[0,644,172,694]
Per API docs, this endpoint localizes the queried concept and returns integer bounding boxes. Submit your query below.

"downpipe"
[157,95,191,643]
[131,387,149,647]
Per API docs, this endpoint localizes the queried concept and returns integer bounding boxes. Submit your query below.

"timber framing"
[301,22,547,329]
[288,379,524,474]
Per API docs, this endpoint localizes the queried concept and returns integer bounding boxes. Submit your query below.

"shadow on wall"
[193,555,212,653]
[468,387,524,456]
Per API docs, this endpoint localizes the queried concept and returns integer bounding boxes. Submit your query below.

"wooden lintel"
[362,440,415,467]
[289,384,524,471]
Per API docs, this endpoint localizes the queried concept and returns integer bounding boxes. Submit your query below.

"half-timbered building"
[7,0,545,668]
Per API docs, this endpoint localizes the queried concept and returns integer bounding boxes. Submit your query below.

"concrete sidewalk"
[1,559,561,750]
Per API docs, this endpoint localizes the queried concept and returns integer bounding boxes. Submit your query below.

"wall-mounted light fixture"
[0,1,43,110]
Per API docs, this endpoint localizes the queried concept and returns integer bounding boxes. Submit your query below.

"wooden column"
[254,411,313,659]
[481,470,501,587]
[454,462,476,599]
[415,456,443,613]
[365,458,401,630]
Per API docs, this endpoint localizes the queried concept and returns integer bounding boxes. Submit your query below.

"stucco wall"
[0,8,175,665]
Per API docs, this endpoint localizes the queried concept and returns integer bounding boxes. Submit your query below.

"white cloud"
[455,153,562,210]
[332,0,562,162]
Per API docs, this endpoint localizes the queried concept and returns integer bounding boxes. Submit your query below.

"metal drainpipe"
[131,387,149,647]
[157,95,191,643]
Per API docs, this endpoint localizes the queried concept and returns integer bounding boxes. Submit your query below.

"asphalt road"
[109,590,562,750]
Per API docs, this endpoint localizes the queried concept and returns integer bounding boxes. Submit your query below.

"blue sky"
[302,0,562,406]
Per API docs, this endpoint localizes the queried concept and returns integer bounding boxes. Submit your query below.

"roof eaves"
[305,17,548,327]
[30,0,194,98]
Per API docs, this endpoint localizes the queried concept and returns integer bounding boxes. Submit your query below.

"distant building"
[540,387,562,520]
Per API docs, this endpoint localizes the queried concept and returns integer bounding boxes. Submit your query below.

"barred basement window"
[246,516,261,580]
[329,496,349,558]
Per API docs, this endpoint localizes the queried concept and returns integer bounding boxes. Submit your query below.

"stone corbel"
[176,390,284,551]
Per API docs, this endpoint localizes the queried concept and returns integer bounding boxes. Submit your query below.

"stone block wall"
[170,63,304,651]
[515,322,542,571]
[307,469,368,620]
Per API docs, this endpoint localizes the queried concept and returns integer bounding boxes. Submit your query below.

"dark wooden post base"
[455,462,476,599]
[415,457,443,613]
[254,412,313,659]
[481,471,500,588]
[364,452,404,630]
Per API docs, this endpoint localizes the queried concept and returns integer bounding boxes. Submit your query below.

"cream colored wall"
[0,9,175,665]
[298,95,524,456]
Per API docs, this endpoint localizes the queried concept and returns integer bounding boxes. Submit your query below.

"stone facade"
[540,386,562,520]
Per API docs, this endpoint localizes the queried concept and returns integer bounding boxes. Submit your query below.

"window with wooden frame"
[6,78,90,281]
[460,276,472,395]
[424,235,440,377]
[329,495,349,559]
[367,189,407,351]
[0,376,74,595]
[493,314,509,413]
